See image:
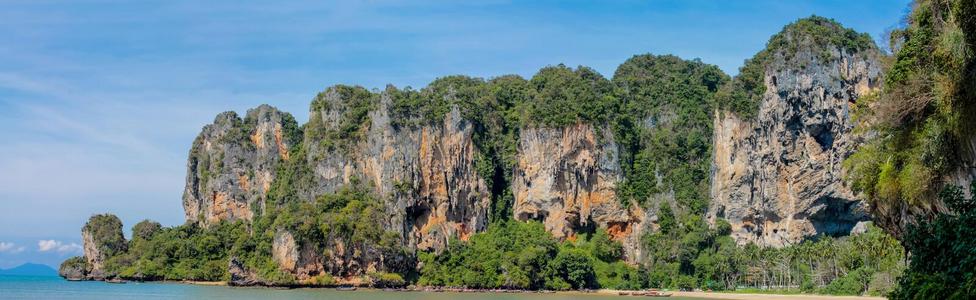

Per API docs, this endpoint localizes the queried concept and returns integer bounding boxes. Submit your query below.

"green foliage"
[369,272,407,288]
[612,54,727,211]
[418,221,558,289]
[265,143,315,206]
[846,0,976,214]
[104,221,247,281]
[59,256,89,276]
[131,220,161,241]
[548,246,597,289]
[821,267,872,295]
[255,179,411,282]
[307,85,376,153]
[523,64,615,127]
[84,214,127,259]
[643,213,734,290]
[890,183,976,299]
[312,274,335,286]
[84,178,409,285]
[642,214,903,295]
[418,221,641,290]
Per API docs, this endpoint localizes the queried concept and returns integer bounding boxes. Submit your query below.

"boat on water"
[643,290,671,297]
[335,286,357,291]
[616,290,672,297]
[105,279,126,284]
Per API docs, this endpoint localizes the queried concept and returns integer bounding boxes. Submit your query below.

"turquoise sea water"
[0,275,706,300]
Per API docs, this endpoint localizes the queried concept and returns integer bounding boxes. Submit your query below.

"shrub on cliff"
[612,54,727,212]
[524,64,616,128]
[306,84,377,153]
[890,183,976,299]
[845,0,976,231]
[131,220,162,241]
[84,214,127,259]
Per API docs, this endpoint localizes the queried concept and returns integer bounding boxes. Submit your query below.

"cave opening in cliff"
[573,216,598,236]
[808,123,835,151]
[488,159,511,222]
[804,196,868,238]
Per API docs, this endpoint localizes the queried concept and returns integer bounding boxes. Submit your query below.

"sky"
[0,0,911,269]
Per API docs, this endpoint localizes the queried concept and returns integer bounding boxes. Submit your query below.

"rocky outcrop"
[512,124,647,261]
[228,257,267,286]
[304,87,491,252]
[271,230,325,281]
[80,230,104,277]
[183,105,299,226]
[709,31,883,246]
[58,257,89,280]
[179,86,492,282]
[59,214,127,281]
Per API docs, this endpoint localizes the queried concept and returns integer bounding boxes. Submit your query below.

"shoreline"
[148,280,889,299]
[667,291,885,300]
[179,280,226,286]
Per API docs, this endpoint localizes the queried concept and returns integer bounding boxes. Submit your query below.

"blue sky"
[0,0,910,269]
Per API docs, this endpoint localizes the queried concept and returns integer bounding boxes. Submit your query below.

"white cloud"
[37,240,83,254]
[37,240,57,252]
[0,242,25,254]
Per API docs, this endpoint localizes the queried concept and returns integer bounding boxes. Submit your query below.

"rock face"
[709,38,883,246]
[303,88,491,252]
[183,105,299,226]
[81,214,126,280]
[228,257,265,286]
[512,124,647,261]
[58,257,89,281]
[190,87,492,281]
[271,230,326,281]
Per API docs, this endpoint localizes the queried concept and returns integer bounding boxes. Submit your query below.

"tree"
[891,183,976,299]
[548,247,597,290]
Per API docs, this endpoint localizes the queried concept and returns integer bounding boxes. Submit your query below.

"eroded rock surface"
[512,124,647,261]
[271,230,326,282]
[58,257,88,281]
[709,40,882,246]
[81,214,126,280]
[183,105,299,226]
[304,89,491,252]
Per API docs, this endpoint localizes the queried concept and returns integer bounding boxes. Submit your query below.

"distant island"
[0,263,58,277]
[58,0,976,299]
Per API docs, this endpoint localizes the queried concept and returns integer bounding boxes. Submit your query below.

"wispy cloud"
[37,240,83,255]
[0,242,26,254]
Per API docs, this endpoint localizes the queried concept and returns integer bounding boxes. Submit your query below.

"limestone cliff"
[708,21,883,246]
[199,86,492,281]
[512,124,647,261]
[183,105,300,226]
[304,87,491,252]
[58,214,127,280]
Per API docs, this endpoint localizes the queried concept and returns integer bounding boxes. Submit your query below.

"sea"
[0,275,707,300]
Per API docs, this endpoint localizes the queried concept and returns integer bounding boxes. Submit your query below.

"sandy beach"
[668,291,885,300]
[179,280,226,286]
[585,289,883,300]
[173,281,888,299]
